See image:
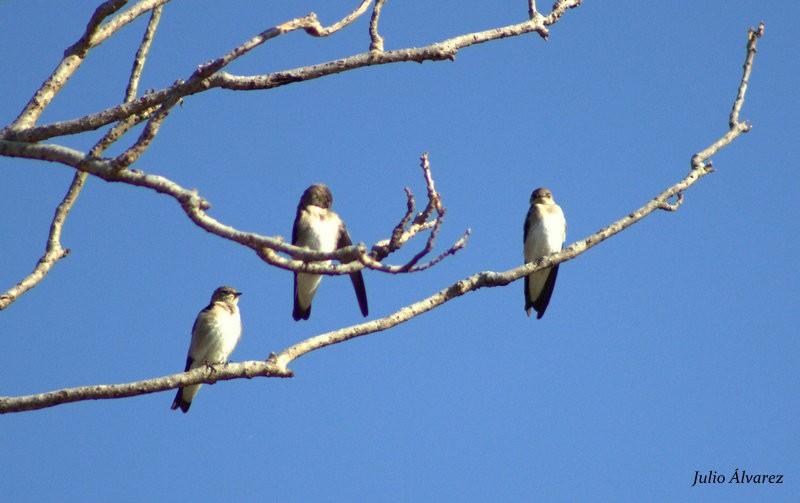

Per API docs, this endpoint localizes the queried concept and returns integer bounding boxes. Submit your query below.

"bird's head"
[211,286,242,305]
[530,187,554,205]
[299,184,333,210]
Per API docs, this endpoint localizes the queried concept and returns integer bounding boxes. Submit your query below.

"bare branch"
[275,73,757,367]
[545,0,583,25]
[730,22,764,129]
[1,136,464,279]
[0,359,292,414]
[399,212,446,270]
[5,0,130,131]
[0,173,82,310]
[528,0,538,19]
[369,0,387,52]
[0,10,311,142]
[2,2,579,143]
[124,5,163,102]
[370,153,453,264]
[212,17,553,89]
[302,0,374,37]
[109,97,177,169]
[257,246,369,275]
[361,228,471,274]
[0,19,761,413]
[93,0,171,47]
[385,188,417,253]
[0,7,165,310]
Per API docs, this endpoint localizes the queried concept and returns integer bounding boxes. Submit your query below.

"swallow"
[171,286,242,413]
[524,187,566,319]
[292,184,368,321]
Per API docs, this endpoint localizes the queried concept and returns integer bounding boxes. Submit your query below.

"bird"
[171,286,242,413]
[292,184,368,321]
[524,187,567,319]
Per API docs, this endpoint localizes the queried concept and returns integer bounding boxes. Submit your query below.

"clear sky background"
[2,1,798,501]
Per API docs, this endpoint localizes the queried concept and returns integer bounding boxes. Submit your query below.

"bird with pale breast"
[523,187,566,319]
[171,285,242,413]
[291,184,368,321]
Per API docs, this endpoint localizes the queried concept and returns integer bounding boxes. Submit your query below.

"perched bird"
[171,286,242,413]
[524,187,567,319]
[292,184,368,321]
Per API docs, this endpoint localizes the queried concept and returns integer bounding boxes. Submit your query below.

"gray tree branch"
[0,19,763,413]
[2,1,579,143]
[5,0,567,302]
[0,2,164,310]
[0,4,762,413]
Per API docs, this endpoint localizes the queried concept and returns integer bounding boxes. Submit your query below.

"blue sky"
[2,1,798,501]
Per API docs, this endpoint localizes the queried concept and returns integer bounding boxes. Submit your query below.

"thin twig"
[125,5,163,102]
[93,0,171,47]
[528,0,538,19]
[0,174,80,310]
[386,188,416,252]
[361,228,470,273]
[303,0,373,37]
[110,96,177,169]
[730,22,764,128]
[369,0,387,52]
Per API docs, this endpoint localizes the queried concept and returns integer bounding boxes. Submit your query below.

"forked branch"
[0,22,764,414]
[0,3,164,310]
[1,1,584,306]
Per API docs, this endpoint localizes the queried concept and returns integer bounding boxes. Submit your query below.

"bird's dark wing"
[291,209,312,320]
[182,355,193,373]
[349,271,369,317]
[170,355,194,412]
[337,221,369,317]
[293,273,311,321]
[523,207,533,244]
[291,210,303,245]
[524,274,533,314]
[532,264,559,319]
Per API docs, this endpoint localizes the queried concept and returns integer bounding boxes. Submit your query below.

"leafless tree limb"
[304,0,373,37]
[2,1,578,143]
[93,0,171,46]
[528,1,538,19]
[2,2,583,295]
[0,2,164,310]
[0,1,582,296]
[0,138,464,278]
[370,154,447,259]
[369,0,387,52]
[6,0,129,131]
[0,174,79,310]
[125,5,163,102]
[275,45,762,365]
[730,22,764,129]
[0,7,762,413]
[0,358,293,414]
[0,16,762,411]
